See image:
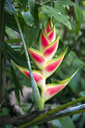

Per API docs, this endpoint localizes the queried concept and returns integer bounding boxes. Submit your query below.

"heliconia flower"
[22,70,45,89]
[39,30,51,51]
[43,35,59,60]
[45,18,53,34]
[28,48,47,69]
[41,69,79,103]
[42,47,67,78]
[47,25,56,42]
[12,61,46,89]
[45,23,51,34]
[12,18,79,107]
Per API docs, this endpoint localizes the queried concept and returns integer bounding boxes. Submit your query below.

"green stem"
[30,96,85,122]
[7,0,43,111]
[19,96,85,128]
[27,109,85,128]
[20,104,85,128]
[46,104,85,121]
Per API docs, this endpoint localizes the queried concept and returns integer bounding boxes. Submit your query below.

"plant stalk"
[28,109,85,128]
[0,104,85,127]
[28,96,85,123]
[20,104,85,128]
[7,0,43,111]
[19,96,85,128]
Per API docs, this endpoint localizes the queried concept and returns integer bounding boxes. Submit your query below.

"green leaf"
[21,10,34,26]
[0,107,9,116]
[23,0,40,47]
[74,4,81,37]
[6,12,21,32]
[72,114,81,121]
[69,71,81,93]
[50,116,75,128]
[58,116,75,128]
[2,42,27,68]
[6,38,22,44]
[52,119,62,128]
[5,12,34,48]
[54,0,81,37]
[4,0,13,13]
[5,4,39,47]
[54,3,66,15]
[25,0,39,46]
[79,113,85,128]
[5,11,28,33]
[81,78,85,90]
[42,5,71,29]
[16,0,28,10]
[10,63,23,104]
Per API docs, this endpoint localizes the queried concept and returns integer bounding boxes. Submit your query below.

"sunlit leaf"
[42,5,71,29]
[4,0,13,13]
[21,10,34,26]
[54,0,81,37]
[23,0,40,47]
[5,12,24,32]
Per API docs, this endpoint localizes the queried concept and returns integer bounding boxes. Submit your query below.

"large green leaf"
[5,8,39,47]
[23,0,40,47]
[54,0,81,37]
[4,0,13,13]
[21,10,34,26]
[2,42,27,68]
[5,12,23,32]
[42,5,71,29]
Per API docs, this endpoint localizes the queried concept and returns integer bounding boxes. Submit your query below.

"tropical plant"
[12,19,78,110]
[0,0,85,128]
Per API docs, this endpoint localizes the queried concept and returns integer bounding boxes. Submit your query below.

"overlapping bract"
[13,19,78,103]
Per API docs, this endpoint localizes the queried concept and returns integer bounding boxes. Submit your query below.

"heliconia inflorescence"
[12,19,79,106]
